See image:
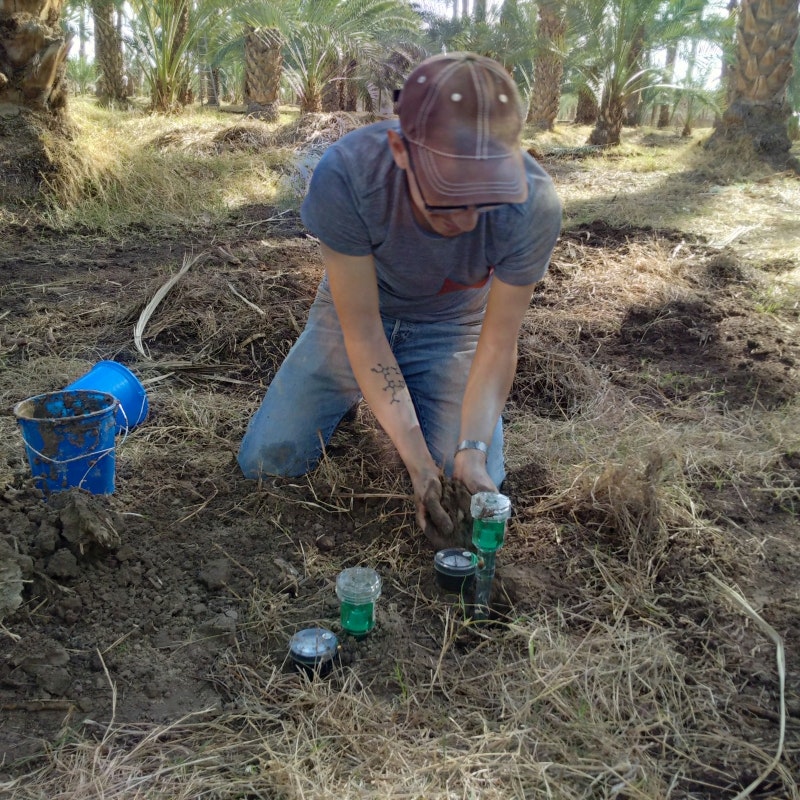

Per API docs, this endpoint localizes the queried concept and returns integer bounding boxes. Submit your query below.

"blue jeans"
[237,287,505,486]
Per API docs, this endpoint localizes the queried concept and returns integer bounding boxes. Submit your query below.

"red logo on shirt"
[438,268,494,295]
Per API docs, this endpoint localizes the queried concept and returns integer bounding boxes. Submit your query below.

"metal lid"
[470,491,511,521]
[434,548,478,577]
[289,627,339,665]
[335,567,382,604]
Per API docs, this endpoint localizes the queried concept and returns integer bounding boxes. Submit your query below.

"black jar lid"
[289,627,339,668]
[434,548,478,578]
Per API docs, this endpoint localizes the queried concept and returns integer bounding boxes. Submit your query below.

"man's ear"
[387,129,408,169]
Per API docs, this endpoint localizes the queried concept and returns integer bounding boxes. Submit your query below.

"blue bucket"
[13,390,119,495]
[65,361,148,434]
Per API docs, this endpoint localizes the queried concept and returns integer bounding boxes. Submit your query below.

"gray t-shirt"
[300,119,562,323]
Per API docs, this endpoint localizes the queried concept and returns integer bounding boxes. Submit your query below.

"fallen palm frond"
[133,252,206,358]
[708,574,787,800]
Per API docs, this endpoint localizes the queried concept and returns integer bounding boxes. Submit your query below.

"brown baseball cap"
[396,52,527,208]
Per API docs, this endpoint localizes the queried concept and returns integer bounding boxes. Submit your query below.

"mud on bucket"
[13,390,119,495]
[65,360,149,434]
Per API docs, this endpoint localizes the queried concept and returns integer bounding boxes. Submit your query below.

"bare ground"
[1,153,799,797]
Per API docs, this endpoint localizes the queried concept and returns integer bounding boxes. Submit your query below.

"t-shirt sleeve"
[492,170,562,286]
[300,145,373,256]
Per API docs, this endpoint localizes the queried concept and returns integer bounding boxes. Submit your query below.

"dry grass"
[0,607,792,799]
[30,99,303,234]
[529,123,800,265]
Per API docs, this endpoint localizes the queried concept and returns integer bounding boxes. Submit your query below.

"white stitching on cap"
[471,60,489,158]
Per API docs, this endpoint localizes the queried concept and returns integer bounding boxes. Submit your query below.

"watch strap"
[455,439,489,458]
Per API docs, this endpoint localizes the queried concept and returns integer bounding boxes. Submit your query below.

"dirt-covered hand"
[452,450,497,497]
[412,474,453,550]
[416,476,476,550]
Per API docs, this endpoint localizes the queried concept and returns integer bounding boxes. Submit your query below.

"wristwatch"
[455,439,489,459]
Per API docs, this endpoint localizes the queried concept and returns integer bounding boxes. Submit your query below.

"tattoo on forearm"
[371,363,406,404]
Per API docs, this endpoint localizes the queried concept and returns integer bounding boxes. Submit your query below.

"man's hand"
[453,448,497,495]
[411,471,453,551]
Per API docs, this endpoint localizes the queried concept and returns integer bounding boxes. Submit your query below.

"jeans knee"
[237,439,312,479]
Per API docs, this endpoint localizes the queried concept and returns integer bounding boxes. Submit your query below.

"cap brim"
[409,142,528,207]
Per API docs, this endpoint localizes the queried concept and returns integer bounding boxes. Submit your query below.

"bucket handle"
[117,403,130,445]
[22,398,123,490]
[21,441,116,492]
[20,397,132,492]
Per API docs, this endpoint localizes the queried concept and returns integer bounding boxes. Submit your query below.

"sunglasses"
[402,137,505,216]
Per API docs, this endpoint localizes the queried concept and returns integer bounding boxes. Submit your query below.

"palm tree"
[92,0,127,106]
[423,0,538,110]
[244,26,283,120]
[569,0,710,146]
[126,0,224,113]
[0,0,73,206]
[573,0,661,145]
[709,0,799,163]
[234,0,421,115]
[528,0,567,130]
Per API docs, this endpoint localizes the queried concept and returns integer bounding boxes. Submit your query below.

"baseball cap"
[396,52,527,208]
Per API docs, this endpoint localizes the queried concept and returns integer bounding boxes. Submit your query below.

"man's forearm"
[458,341,517,446]
[343,333,438,480]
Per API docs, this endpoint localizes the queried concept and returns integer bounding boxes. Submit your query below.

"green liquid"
[340,601,375,635]
[472,519,506,551]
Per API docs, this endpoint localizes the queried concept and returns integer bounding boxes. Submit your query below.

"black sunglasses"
[402,137,504,216]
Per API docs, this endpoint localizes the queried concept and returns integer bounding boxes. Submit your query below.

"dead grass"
[29,99,304,234]
[1,605,791,799]
[530,123,800,265]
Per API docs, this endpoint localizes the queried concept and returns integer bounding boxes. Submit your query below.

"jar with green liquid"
[471,492,512,621]
[335,567,382,637]
[470,492,511,552]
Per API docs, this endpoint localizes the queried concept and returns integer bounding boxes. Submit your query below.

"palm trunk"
[244,27,283,121]
[302,79,323,113]
[657,43,678,128]
[322,58,358,112]
[343,60,358,112]
[92,0,127,106]
[680,39,700,136]
[0,0,71,113]
[0,0,73,206]
[710,0,799,160]
[527,0,565,131]
[588,87,625,145]
[574,85,598,124]
[174,0,192,106]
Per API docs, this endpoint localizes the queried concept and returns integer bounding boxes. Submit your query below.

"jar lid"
[434,548,478,577]
[336,567,382,604]
[289,627,339,666]
[470,491,511,521]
